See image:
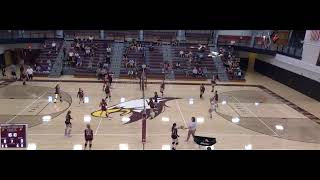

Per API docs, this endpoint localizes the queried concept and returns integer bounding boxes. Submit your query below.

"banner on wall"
[310,30,320,41]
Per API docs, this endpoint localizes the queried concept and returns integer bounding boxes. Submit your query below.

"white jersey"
[210,100,216,111]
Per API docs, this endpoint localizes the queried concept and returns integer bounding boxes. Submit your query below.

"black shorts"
[171,135,177,139]
[11,72,16,76]
[65,122,72,127]
[85,137,93,141]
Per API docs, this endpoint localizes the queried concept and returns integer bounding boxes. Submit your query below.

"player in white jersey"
[209,97,217,119]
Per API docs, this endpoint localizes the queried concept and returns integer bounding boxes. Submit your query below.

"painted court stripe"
[231,96,279,137]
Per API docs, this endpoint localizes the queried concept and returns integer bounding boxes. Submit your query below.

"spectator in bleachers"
[192,67,198,77]
[203,67,208,77]
[106,46,112,54]
[198,67,204,77]
[35,64,41,72]
[185,51,192,58]
[76,56,82,67]
[179,50,184,58]
[89,35,94,42]
[175,62,181,69]
[85,46,90,56]
[128,59,135,68]
[149,44,154,51]
[123,54,128,69]
[52,41,56,49]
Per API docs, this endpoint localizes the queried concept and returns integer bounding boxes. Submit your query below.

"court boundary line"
[231,95,279,137]
[175,100,187,127]
[6,90,49,124]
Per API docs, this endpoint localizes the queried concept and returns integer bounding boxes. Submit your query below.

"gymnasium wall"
[237,51,320,83]
[254,59,320,101]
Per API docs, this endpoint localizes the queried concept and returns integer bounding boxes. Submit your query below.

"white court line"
[175,100,187,127]
[231,96,279,137]
[95,117,103,135]
[6,90,49,124]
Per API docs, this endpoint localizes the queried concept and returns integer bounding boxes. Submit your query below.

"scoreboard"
[0,124,27,148]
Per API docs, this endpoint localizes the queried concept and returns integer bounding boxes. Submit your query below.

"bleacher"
[172,43,215,80]
[34,39,63,77]
[73,40,110,77]
[119,43,144,78]
[147,45,163,78]
[185,30,211,44]
[144,30,176,43]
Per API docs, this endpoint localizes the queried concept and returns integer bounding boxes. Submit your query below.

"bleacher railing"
[217,39,303,59]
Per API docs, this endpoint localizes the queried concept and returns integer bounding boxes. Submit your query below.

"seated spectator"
[198,44,206,52]
[185,51,192,58]
[69,51,74,57]
[52,41,56,49]
[85,46,91,56]
[76,56,82,67]
[203,67,208,77]
[149,44,154,51]
[175,62,181,69]
[198,67,204,77]
[192,67,198,77]
[128,59,135,68]
[123,55,128,69]
[89,35,94,42]
[179,50,184,58]
[103,62,109,69]
[106,46,112,54]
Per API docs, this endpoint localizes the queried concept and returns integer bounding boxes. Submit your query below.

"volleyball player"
[209,97,217,119]
[99,99,110,119]
[104,84,111,102]
[214,90,219,108]
[160,80,165,97]
[54,84,63,103]
[65,110,72,137]
[200,84,205,99]
[154,91,159,113]
[171,123,184,150]
[77,88,84,104]
[84,124,93,150]
[147,98,155,119]
[211,75,216,92]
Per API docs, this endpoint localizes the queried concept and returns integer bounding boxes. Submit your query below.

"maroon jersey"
[100,101,107,111]
[84,129,93,140]
[214,94,219,101]
[105,86,110,94]
[200,86,205,92]
[160,83,165,89]
[55,86,60,94]
[77,90,84,98]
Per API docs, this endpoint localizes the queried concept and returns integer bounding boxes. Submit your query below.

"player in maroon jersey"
[65,110,72,137]
[104,83,111,102]
[54,84,63,103]
[84,124,93,150]
[160,80,165,97]
[211,75,216,92]
[200,84,205,99]
[214,90,219,108]
[77,88,84,104]
[21,71,27,85]
[99,99,110,119]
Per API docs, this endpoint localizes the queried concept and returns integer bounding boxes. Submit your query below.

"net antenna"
[141,64,147,149]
